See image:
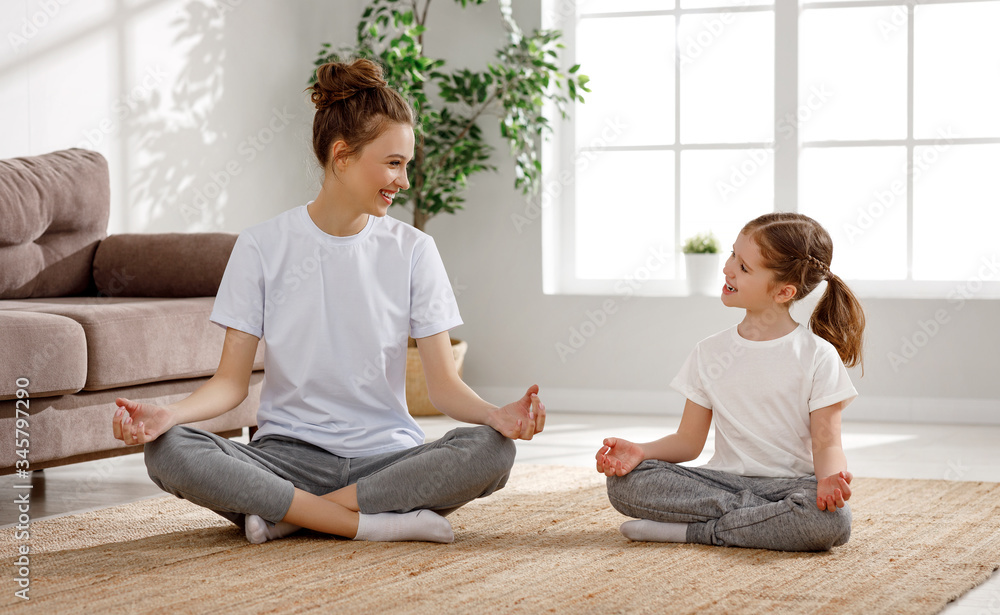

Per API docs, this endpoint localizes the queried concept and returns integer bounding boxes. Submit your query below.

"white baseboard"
[474,386,1000,426]
[475,386,684,417]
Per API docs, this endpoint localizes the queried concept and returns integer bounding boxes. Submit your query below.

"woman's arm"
[416,331,544,440]
[810,401,853,511]
[595,399,712,477]
[112,327,260,445]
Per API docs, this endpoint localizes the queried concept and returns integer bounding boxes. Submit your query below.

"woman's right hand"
[595,437,646,477]
[112,398,174,445]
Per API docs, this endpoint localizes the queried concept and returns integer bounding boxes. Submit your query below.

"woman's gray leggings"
[144,424,516,527]
[607,460,851,552]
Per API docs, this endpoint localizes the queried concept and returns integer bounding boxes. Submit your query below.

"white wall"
[4,0,996,424]
[0,0,360,233]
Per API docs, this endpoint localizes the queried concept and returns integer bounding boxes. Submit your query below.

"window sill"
[545,279,1000,300]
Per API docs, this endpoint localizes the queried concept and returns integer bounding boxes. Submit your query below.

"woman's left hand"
[487,385,545,440]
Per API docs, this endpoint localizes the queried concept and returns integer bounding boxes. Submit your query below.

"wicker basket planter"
[405,337,468,416]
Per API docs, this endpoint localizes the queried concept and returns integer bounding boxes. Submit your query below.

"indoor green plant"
[682,232,722,296]
[310,0,589,414]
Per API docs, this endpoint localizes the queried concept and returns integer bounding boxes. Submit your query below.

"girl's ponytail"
[810,273,866,370]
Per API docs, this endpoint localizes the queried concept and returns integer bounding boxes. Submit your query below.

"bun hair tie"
[310,62,388,110]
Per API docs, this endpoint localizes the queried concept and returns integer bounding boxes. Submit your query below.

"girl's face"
[721,232,792,310]
[336,122,414,217]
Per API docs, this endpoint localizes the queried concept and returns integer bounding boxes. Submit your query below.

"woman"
[112,58,545,544]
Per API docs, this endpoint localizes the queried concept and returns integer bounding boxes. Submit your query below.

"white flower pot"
[684,253,722,296]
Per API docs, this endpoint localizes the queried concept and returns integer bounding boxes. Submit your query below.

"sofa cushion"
[0,149,110,298]
[0,311,88,399]
[0,297,265,391]
[93,232,237,297]
[0,372,263,471]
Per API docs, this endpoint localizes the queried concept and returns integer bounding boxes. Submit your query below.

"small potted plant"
[682,232,722,296]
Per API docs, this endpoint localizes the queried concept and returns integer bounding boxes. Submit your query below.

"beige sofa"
[0,148,264,474]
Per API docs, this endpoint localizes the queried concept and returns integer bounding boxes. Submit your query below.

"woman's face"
[336,122,414,217]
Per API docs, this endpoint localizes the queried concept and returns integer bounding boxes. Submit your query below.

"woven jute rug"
[3,465,999,614]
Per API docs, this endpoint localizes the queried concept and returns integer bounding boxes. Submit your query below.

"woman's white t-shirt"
[670,325,857,478]
[209,205,463,458]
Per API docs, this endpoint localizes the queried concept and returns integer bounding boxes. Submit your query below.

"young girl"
[112,58,545,544]
[596,212,864,552]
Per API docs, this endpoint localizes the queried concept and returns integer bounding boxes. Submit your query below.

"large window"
[542,0,1000,298]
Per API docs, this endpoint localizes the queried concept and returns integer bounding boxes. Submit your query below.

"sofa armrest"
[92,233,237,297]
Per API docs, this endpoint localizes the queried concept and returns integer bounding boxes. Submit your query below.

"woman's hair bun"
[307,57,412,169]
[310,58,388,110]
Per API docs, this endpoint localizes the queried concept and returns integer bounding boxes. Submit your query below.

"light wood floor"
[4,412,999,613]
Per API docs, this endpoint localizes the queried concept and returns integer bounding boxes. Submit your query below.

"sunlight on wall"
[1,0,225,233]
[2,0,322,235]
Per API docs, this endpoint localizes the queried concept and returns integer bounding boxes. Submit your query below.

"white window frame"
[541,0,1000,299]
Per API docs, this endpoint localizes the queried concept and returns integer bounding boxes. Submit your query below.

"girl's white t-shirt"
[670,324,857,478]
[209,205,463,458]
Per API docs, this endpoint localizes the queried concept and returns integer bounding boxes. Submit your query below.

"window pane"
[799,147,908,280]
[578,0,675,14]
[913,144,1000,281]
[800,8,907,141]
[575,150,675,279]
[679,149,773,249]
[680,11,773,144]
[577,16,674,147]
[914,4,1000,140]
[683,0,772,8]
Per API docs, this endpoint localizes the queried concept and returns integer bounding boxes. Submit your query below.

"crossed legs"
[144,425,515,542]
[607,460,851,552]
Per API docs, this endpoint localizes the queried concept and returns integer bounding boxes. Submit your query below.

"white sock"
[620,520,689,543]
[245,514,302,544]
[354,510,454,543]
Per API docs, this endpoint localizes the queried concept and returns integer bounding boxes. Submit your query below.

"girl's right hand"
[816,470,853,511]
[112,398,174,445]
[595,437,646,477]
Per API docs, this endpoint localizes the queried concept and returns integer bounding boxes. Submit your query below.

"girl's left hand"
[816,470,853,511]
[487,385,545,440]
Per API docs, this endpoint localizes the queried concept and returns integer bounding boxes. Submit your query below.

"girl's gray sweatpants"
[144,424,516,527]
[607,460,852,552]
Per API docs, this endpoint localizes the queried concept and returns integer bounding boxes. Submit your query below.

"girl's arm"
[112,327,260,445]
[417,331,544,440]
[595,399,712,477]
[810,401,853,511]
